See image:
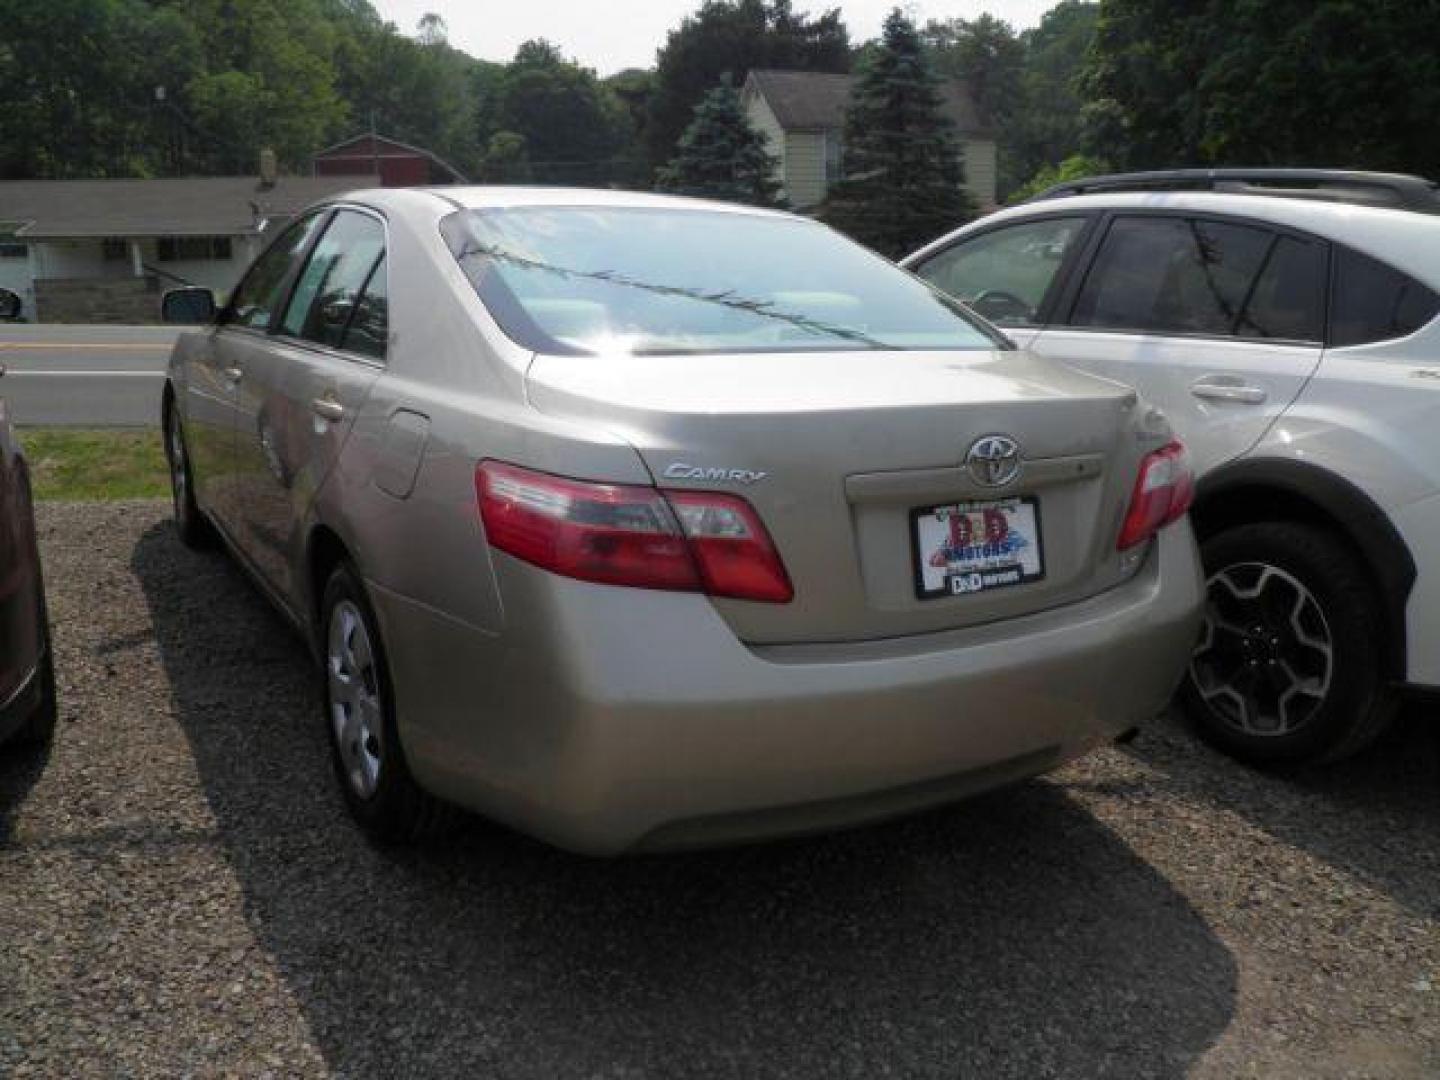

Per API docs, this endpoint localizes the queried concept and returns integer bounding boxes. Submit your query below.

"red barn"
[313,134,466,187]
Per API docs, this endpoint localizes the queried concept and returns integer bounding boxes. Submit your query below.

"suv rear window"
[441,207,1005,356]
[1329,248,1440,347]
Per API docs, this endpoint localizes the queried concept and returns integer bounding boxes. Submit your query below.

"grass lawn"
[19,428,169,501]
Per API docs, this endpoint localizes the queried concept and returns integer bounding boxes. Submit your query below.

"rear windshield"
[441,206,1006,356]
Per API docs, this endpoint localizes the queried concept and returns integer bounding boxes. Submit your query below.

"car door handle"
[312,397,346,423]
[1189,377,1267,404]
[222,366,243,384]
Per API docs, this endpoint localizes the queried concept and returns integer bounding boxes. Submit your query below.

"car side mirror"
[161,286,218,325]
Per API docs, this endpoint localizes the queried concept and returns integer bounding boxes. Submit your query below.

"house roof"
[744,69,992,136]
[0,175,378,240]
[315,132,467,183]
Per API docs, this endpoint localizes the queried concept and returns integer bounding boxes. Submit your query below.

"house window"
[157,236,233,262]
[102,238,129,261]
[0,223,28,258]
[824,130,843,186]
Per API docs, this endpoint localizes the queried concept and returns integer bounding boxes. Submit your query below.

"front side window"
[913,217,1087,326]
[279,210,387,354]
[1070,216,1274,336]
[1329,247,1440,347]
[442,206,1005,356]
[223,213,327,331]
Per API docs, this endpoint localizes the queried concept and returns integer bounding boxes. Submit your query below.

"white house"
[740,69,998,213]
[0,169,372,323]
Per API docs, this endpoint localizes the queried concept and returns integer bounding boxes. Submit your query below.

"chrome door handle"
[223,366,243,384]
[1190,378,1267,404]
[312,397,346,423]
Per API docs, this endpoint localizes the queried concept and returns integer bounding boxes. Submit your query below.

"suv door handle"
[312,396,346,423]
[1190,377,1267,404]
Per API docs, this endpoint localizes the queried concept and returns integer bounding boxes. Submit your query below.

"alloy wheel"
[327,599,384,799]
[1189,562,1334,738]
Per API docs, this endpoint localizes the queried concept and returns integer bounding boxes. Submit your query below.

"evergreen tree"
[656,79,784,206]
[821,9,975,257]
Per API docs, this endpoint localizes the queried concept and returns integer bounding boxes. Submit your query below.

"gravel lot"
[2,499,1438,1078]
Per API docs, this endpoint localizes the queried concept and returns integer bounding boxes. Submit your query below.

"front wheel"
[321,562,451,842]
[166,406,211,549]
[1181,521,1394,766]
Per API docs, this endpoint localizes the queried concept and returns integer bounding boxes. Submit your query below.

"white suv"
[904,170,1440,766]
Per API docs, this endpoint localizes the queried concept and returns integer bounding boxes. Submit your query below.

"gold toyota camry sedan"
[161,187,1201,854]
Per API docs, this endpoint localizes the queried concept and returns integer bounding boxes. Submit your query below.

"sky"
[369,1,1055,75]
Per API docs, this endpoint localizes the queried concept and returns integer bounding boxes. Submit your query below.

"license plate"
[911,497,1045,599]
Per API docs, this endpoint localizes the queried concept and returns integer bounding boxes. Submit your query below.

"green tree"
[1009,1,1098,194]
[656,78,783,205]
[1081,0,1440,175]
[821,9,975,257]
[924,14,1024,132]
[646,0,849,173]
[1007,153,1111,203]
[480,130,532,182]
[491,40,630,185]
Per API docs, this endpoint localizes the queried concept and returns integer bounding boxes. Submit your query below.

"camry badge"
[663,462,768,485]
[965,435,1022,487]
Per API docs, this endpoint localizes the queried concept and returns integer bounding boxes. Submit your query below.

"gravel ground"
[2,499,1438,1078]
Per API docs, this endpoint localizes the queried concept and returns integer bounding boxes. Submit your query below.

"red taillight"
[1116,441,1194,551]
[476,461,793,603]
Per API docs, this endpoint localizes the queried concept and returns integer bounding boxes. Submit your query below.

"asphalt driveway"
[1,501,1437,1077]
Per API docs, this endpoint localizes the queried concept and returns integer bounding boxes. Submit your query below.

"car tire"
[320,562,452,842]
[13,605,57,748]
[166,406,212,550]
[1181,521,1394,766]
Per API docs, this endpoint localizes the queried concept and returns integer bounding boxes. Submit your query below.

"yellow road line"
[0,342,163,351]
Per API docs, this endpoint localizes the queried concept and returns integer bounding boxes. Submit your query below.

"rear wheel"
[321,562,451,842]
[12,618,56,747]
[166,406,211,549]
[1181,521,1394,766]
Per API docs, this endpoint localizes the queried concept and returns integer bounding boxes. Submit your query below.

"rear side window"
[343,255,389,361]
[1329,248,1440,346]
[1235,236,1327,342]
[280,210,386,354]
[1071,217,1273,336]
[911,217,1087,326]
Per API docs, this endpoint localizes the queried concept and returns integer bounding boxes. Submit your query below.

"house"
[313,133,466,187]
[740,69,997,213]
[0,162,375,323]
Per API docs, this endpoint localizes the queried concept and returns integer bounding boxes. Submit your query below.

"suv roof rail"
[1028,168,1440,214]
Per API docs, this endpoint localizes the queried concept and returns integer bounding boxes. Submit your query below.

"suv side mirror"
[161,286,218,325]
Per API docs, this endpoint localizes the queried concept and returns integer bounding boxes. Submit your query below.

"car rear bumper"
[377,522,1202,855]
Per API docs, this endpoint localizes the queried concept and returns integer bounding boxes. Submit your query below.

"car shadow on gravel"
[1123,706,1440,921]
[132,522,1236,1078]
[0,741,50,847]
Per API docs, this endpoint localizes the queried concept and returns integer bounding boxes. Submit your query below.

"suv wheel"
[321,562,451,842]
[1182,522,1394,766]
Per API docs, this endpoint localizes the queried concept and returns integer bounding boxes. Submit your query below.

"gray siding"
[785,129,828,210]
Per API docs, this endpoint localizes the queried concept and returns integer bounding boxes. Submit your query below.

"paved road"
[3,500,1438,1077]
[0,325,178,427]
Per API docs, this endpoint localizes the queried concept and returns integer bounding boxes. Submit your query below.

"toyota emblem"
[965,434,1022,487]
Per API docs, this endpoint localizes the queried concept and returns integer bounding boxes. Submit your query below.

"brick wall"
[34,276,161,324]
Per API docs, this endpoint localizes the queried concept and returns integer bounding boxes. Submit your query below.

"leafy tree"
[1007,153,1111,203]
[1009,1,1098,194]
[656,78,783,205]
[821,9,975,258]
[924,14,1025,133]
[1082,0,1440,175]
[480,130,532,182]
[646,0,849,172]
[489,40,631,185]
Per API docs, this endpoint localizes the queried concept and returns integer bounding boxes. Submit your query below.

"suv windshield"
[441,206,1006,356]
